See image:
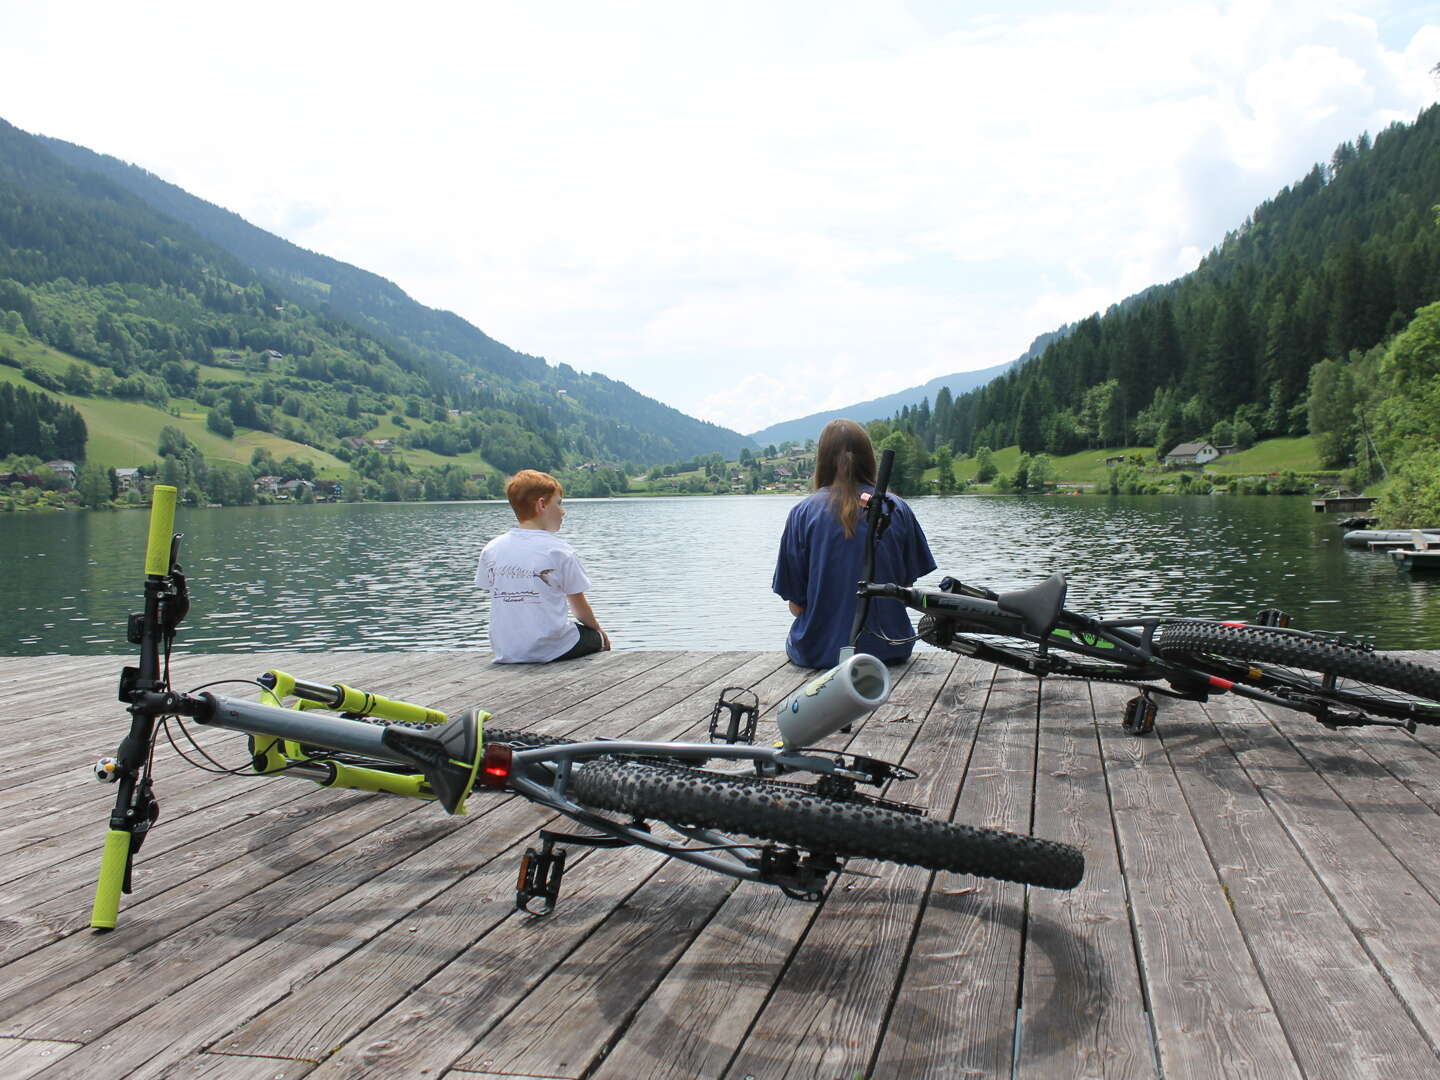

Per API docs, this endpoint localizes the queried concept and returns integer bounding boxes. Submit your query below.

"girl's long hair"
[812,419,877,538]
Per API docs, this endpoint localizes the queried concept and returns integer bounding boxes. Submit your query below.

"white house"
[1164,441,1221,466]
[44,459,77,478]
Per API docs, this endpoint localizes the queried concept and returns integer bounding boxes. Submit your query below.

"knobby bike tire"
[567,759,1085,890]
[485,729,920,812]
[1156,623,1440,725]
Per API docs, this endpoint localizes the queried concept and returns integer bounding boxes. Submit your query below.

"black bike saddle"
[996,573,1068,637]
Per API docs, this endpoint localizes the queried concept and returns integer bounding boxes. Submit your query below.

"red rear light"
[479,743,513,788]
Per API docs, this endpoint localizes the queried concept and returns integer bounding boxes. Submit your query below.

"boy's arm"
[568,592,611,650]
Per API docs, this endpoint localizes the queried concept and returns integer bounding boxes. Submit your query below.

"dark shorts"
[553,622,604,662]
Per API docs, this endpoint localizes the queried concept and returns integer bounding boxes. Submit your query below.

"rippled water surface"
[5,494,1440,654]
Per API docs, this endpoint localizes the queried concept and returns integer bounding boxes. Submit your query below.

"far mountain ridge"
[28,126,751,464]
[748,327,1066,446]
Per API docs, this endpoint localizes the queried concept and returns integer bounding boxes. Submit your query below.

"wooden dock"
[6,647,1440,1079]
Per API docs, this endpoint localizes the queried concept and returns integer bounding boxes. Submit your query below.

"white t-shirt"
[476,528,594,663]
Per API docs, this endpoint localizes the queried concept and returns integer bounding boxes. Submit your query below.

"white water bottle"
[777,653,891,750]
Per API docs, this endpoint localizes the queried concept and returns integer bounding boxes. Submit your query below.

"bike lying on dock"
[91,484,1084,931]
[853,516,1440,738]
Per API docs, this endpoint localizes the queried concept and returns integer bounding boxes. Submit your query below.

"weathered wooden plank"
[0,650,731,1042]
[0,1036,81,1080]
[0,656,118,705]
[4,648,1438,1080]
[73,653,817,1080]
[0,650,529,961]
[450,857,733,1078]
[1201,692,1440,1053]
[291,651,799,1080]
[1091,681,1302,1080]
[1256,698,1440,903]
[215,834,674,1065]
[866,665,1038,1078]
[0,776,320,905]
[12,653,798,1079]
[215,649,777,1062]
[0,651,670,901]
[1015,677,1154,1080]
[585,884,825,1080]
[0,797,557,1078]
[1168,689,1440,1077]
[0,796,438,1029]
[161,1052,315,1079]
[562,651,960,1080]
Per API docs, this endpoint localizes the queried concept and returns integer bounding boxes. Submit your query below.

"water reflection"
[3,494,1438,654]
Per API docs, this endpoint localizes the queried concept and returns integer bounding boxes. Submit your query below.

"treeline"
[1309,300,1440,525]
[0,380,86,461]
[885,106,1440,463]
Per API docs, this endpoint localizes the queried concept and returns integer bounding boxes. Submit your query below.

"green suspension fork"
[92,485,180,930]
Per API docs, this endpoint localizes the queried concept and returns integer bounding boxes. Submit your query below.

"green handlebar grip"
[144,485,178,577]
[91,829,132,930]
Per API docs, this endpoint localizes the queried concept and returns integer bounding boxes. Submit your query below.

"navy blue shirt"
[772,487,936,669]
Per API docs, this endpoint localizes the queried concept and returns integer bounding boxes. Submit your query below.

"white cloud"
[0,1,1436,430]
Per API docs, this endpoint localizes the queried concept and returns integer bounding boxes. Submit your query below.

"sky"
[2,2,1438,434]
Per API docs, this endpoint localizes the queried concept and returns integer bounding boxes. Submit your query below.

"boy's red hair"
[506,469,563,521]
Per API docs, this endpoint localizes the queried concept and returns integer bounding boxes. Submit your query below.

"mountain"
[746,331,1063,447]
[1,116,752,478]
[877,105,1440,463]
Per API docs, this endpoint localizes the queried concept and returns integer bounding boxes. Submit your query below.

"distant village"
[0,458,341,505]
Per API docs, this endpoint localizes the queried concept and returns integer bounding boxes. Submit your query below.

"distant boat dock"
[1343,528,1440,572]
[1313,494,1377,513]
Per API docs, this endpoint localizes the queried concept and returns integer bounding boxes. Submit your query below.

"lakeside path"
[4,648,1440,1079]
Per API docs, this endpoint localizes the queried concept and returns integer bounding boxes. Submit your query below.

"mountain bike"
[852,488,1440,737]
[90,484,1084,931]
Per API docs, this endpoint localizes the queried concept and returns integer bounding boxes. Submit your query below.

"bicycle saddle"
[996,573,1068,637]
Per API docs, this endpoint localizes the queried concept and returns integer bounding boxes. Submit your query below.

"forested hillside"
[889,105,1440,468]
[881,104,1440,521]
[0,116,750,503]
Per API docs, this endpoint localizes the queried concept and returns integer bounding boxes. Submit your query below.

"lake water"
[5,494,1440,655]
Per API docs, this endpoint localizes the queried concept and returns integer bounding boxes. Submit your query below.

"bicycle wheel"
[1156,623,1440,725]
[568,759,1085,890]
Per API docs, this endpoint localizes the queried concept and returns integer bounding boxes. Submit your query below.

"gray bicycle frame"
[195,695,887,887]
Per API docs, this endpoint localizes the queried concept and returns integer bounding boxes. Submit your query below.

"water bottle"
[777,653,891,750]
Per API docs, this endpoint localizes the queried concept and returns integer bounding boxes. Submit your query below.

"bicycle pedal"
[516,842,566,916]
[708,686,760,745]
[1122,695,1157,736]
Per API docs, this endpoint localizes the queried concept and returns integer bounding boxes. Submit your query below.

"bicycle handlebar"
[95,486,181,929]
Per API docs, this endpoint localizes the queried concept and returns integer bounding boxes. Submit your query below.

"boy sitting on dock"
[476,469,611,663]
